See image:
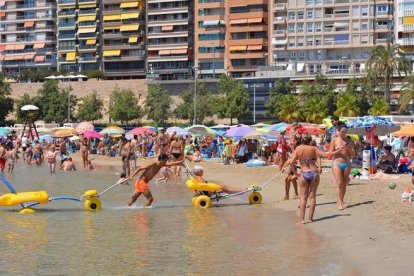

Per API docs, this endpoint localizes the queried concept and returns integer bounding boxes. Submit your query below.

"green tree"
[32,81,78,123]
[109,87,142,124]
[277,95,302,123]
[265,80,295,117]
[15,93,34,123]
[145,84,172,126]
[399,74,414,113]
[0,73,14,125]
[367,44,409,103]
[369,98,390,115]
[303,97,328,123]
[335,93,360,117]
[76,91,104,122]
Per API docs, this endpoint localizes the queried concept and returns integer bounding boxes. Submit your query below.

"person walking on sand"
[330,124,356,211]
[127,154,183,207]
[121,137,131,177]
[80,134,89,169]
[284,135,345,224]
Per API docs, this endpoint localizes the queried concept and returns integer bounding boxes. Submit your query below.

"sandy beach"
[77,152,414,274]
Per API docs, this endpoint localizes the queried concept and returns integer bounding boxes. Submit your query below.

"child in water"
[193,165,242,194]
[155,166,173,183]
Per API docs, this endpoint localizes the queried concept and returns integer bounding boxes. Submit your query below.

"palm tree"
[303,97,328,123]
[367,44,409,104]
[369,98,390,115]
[277,95,302,123]
[335,93,360,117]
[399,74,414,113]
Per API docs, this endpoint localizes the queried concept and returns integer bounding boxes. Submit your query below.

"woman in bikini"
[169,136,184,179]
[47,145,58,175]
[330,124,356,210]
[285,135,344,224]
[80,135,89,169]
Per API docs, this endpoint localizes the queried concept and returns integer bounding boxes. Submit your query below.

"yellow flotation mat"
[186,176,222,193]
[0,191,49,206]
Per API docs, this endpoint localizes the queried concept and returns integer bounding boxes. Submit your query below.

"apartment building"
[396,0,414,70]
[0,0,57,76]
[146,0,194,80]
[271,0,394,76]
[194,0,225,79]
[226,0,270,78]
[101,0,146,79]
[57,0,100,72]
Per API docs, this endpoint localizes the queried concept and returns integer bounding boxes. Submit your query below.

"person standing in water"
[127,154,183,207]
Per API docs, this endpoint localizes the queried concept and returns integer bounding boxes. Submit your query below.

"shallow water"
[0,163,342,275]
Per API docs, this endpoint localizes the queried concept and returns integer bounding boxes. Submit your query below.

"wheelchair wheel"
[194,195,211,209]
[249,192,262,204]
[84,198,102,211]
[192,196,198,206]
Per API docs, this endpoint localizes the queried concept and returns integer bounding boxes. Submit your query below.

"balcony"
[273,29,286,37]
[273,3,286,11]
[400,38,414,46]
[375,38,388,44]
[147,7,189,16]
[79,9,98,15]
[104,69,146,76]
[58,11,76,17]
[58,34,76,40]
[58,0,76,5]
[147,18,189,27]
[334,13,349,18]
[104,55,145,61]
[79,56,97,62]
[58,22,76,28]
[78,44,97,50]
[334,0,349,3]
[58,46,77,51]
[273,16,286,24]
[147,55,188,62]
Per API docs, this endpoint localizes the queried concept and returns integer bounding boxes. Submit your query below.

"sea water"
[0,163,343,275]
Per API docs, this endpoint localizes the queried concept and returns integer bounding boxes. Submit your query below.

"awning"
[403,16,414,25]
[158,50,171,55]
[128,36,138,43]
[103,14,121,21]
[334,22,348,27]
[23,54,35,60]
[272,38,287,45]
[248,17,263,23]
[0,45,5,51]
[66,52,76,61]
[24,21,35,27]
[103,50,121,56]
[296,63,305,72]
[4,44,15,50]
[33,42,45,49]
[4,55,24,61]
[0,12,5,17]
[120,1,138,8]
[78,15,96,22]
[247,45,263,51]
[78,27,96,33]
[230,19,247,25]
[86,39,96,45]
[229,45,247,51]
[170,48,187,54]
[121,12,139,20]
[35,55,45,62]
[78,2,96,8]
[103,26,120,30]
[120,24,139,31]
[203,20,220,27]
[161,25,173,31]
[14,44,25,50]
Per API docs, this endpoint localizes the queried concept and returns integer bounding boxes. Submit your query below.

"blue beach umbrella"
[346,116,400,136]
[0,128,10,136]
[39,134,53,143]
[270,122,289,133]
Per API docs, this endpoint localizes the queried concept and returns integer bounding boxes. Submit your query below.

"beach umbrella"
[21,104,39,111]
[225,126,254,138]
[186,125,216,136]
[346,116,400,136]
[74,74,88,79]
[39,134,53,143]
[35,127,52,134]
[83,130,102,139]
[0,128,10,136]
[392,125,414,137]
[214,130,226,136]
[143,126,157,131]
[128,127,154,135]
[243,130,264,140]
[52,128,76,138]
[100,125,125,135]
[210,124,230,130]
[251,122,270,128]
[70,135,80,142]
[270,122,289,132]
[45,75,56,80]
[76,122,94,134]
[166,127,189,136]
[291,124,325,136]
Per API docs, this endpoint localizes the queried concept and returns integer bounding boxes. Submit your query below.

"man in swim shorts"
[127,154,183,206]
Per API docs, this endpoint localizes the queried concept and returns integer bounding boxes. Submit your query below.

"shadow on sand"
[312,213,351,222]
[346,200,375,209]
[316,201,336,206]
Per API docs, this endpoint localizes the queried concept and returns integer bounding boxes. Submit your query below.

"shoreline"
[70,152,414,273]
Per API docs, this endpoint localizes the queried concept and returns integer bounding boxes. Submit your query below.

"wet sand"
[77,153,414,274]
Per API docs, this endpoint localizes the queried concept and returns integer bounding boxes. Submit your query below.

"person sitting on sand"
[60,157,76,171]
[127,154,184,207]
[377,145,395,173]
[193,165,242,194]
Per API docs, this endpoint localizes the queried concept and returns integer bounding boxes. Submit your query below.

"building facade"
[0,0,57,76]
[396,0,414,70]
[146,0,194,80]
[271,0,394,77]
[57,0,100,72]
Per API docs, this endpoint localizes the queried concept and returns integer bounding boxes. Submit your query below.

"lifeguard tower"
[20,104,40,140]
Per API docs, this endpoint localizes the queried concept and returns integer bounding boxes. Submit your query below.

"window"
[307,9,313,19]
[198,33,225,40]
[361,6,368,16]
[288,24,295,33]
[309,50,314,60]
[361,23,368,30]
[306,40,313,46]
[376,5,388,14]
[334,34,349,44]
[297,11,304,20]
[297,23,303,32]
[307,23,313,32]
[315,38,322,46]
[299,52,305,60]
[290,52,297,59]
[315,0,321,5]
[317,50,322,60]
[306,0,313,6]
[288,11,295,20]
[352,6,359,17]
[315,22,322,31]
[315,9,322,18]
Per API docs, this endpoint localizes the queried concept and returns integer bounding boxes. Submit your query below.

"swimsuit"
[0,158,5,169]
[171,152,182,159]
[33,153,41,160]
[301,170,318,183]
[334,161,351,172]
[135,178,149,193]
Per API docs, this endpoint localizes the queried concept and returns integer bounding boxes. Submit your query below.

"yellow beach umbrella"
[52,128,77,138]
[392,125,414,137]
[100,125,125,135]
